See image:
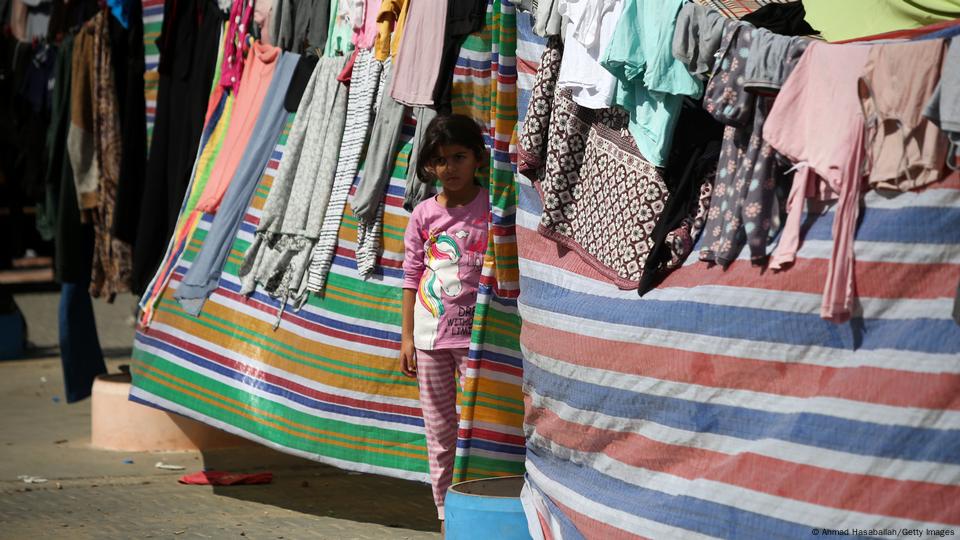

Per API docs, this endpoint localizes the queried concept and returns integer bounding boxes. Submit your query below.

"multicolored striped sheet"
[514,9,960,539]
[451,0,526,481]
[130,12,526,481]
[138,36,231,326]
[131,119,431,479]
[142,0,163,147]
[454,0,521,299]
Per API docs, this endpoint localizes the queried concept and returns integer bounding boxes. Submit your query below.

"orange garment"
[374,0,409,61]
[195,41,281,213]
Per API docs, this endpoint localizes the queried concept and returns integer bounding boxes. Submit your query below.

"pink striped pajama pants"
[415,347,469,520]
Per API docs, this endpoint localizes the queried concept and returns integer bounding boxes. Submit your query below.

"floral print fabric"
[698,23,807,267]
[663,177,714,271]
[536,87,670,288]
[520,34,712,289]
[518,36,563,180]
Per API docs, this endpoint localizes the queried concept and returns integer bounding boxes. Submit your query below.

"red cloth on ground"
[178,471,274,485]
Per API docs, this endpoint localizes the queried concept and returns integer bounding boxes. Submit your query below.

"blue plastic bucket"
[445,475,532,540]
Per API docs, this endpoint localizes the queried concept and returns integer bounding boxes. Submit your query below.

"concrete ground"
[2,290,441,539]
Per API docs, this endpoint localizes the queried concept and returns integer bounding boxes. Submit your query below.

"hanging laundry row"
[6,0,146,301]
[0,0,146,401]
[136,0,490,326]
[518,0,960,323]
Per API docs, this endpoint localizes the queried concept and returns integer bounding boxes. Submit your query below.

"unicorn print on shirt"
[414,231,464,349]
[402,188,490,351]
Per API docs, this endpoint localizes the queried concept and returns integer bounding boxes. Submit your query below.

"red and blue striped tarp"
[514,9,960,539]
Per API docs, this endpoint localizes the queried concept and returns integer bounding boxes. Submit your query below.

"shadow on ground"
[199,444,440,534]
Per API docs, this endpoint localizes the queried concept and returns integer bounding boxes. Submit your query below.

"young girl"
[400,114,490,526]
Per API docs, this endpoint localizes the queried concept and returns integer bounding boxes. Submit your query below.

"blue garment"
[911,21,960,40]
[107,0,130,29]
[59,282,107,402]
[175,52,300,316]
[600,0,703,167]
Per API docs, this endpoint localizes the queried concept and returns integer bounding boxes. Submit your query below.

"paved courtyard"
[1,291,440,539]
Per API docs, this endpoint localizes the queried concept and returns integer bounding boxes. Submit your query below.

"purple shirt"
[403,189,489,350]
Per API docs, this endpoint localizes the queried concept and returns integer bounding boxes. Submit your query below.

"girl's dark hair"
[416,114,488,182]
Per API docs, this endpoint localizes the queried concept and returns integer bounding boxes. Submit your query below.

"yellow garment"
[374,0,409,61]
[804,0,960,41]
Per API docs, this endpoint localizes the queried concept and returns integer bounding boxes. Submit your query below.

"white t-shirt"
[556,0,624,109]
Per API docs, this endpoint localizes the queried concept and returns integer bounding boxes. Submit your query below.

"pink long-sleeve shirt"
[764,42,869,323]
[403,190,489,350]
